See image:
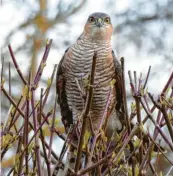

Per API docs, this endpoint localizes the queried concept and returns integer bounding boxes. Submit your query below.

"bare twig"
[143,71,173,124]
[1,56,4,85]
[140,98,173,151]
[38,88,51,175]
[8,44,27,84]
[8,62,11,96]
[143,66,151,89]
[48,95,58,167]
[23,70,31,175]
[121,57,131,133]
[42,64,57,107]
[128,70,143,168]
[34,39,53,86]
[31,88,42,176]
[148,93,173,143]
[78,125,139,176]
[52,126,73,176]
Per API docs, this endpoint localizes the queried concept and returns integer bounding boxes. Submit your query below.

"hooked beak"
[96,18,103,28]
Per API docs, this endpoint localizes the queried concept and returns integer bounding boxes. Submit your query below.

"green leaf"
[139,124,145,132]
[7,143,13,149]
[41,63,46,71]
[135,166,139,175]
[131,102,136,111]
[11,106,16,115]
[54,119,60,126]
[134,138,141,148]
[100,129,107,142]
[114,151,124,165]
[140,87,144,96]
[2,134,13,147]
[74,149,77,156]
[47,78,52,87]
[82,130,91,149]
[1,78,5,86]
[36,101,40,107]
[112,152,116,159]
[15,153,20,165]
[83,77,89,87]
[22,85,29,98]
[168,112,172,120]
[151,151,157,158]
[46,39,50,45]
[165,86,171,96]
[110,79,116,88]
[159,171,163,176]
[42,126,47,136]
[28,142,34,153]
[113,132,120,141]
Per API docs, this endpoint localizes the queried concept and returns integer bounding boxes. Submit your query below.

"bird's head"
[83,12,113,41]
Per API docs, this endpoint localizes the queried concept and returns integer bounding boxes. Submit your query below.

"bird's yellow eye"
[104,17,110,23]
[89,17,95,22]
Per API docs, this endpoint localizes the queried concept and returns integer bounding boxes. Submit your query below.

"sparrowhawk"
[56,12,124,174]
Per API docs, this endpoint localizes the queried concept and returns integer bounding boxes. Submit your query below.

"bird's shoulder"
[56,47,73,131]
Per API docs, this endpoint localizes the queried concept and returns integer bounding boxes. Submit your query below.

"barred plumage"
[56,12,124,135]
[56,12,124,175]
[62,38,116,128]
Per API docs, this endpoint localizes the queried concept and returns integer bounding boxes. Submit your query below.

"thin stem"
[138,73,142,92]
[135,97,143,166]
[48,95,57,164]
[128,70,135,93]
[2,87,65,143]
[143,66,151,89]
[14,134,23,175]
[78,125,139,176]
[134,71,137,91]
[34,39,53,86]
[23,70,31,175]
[148,93,173,143]
[8,96,23,132]
[31,89,42,176]
[1,56,4,84]
[8,44,27,84]
[38,88,51,175]
[121,57,131,133]
[140,98,173,151]
[143,71,173,124]
[128,70,143,169]
[42,64,57,107]
[8,62,11,96]
[52,126,73,176]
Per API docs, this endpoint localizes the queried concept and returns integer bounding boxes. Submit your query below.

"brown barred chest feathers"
[62,38,116,129]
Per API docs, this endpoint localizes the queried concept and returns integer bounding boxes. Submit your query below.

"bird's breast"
[62,39,116,128]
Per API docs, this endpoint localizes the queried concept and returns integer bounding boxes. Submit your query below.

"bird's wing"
[111,50,126,127]
[56,48,73,132]
[112,50,124,111]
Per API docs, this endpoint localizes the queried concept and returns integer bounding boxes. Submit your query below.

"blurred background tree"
[111,0,173,63]
[1,0,87,114]
[2,0,87,76]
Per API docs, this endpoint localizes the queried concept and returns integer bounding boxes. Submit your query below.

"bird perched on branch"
[56,12,124,175]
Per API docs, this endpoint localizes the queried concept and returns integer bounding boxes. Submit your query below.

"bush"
[1,40,173,176]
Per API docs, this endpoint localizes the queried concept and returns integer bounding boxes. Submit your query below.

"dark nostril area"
[98,24,101,28]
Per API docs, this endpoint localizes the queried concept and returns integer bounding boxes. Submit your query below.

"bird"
[56,12,124,175]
